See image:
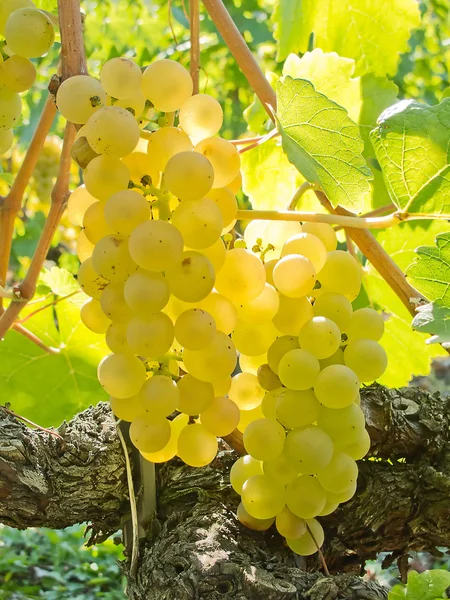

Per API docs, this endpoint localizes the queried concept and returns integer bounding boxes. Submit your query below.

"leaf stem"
[287,181,318,210]
[2,405,64,440]
[12,322,60,354]
[189,0,200,94]
[16,291,80,325]
[237,128,279,154]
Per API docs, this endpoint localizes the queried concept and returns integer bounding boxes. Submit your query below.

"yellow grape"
[0,0,33,34]
[285,425,334,474]
[146,126,193,172]
[236,283,280,325]
[237,405,264,432]
[243,418,285,461]
[241,474,286,520]
[230,455,263,494]
[129,220,183,273]
[215,248,266,304]
[327,481,357,504]
[317,403,365,446]
[100,282,132,322]
[198,291,238,335]
[229,372,264,410]
[237,502,274,532]
[67,185,96,227]
[182,331,237,382]
[286,518,324,556]
[318,498,339,516]
[273,255,316,298]
[276,506,306,539]
[200,396,240,436]
[172,198,223,249]
[341,428,371,460]
[141,59,193,112]
[239,353,267,376]
[195,137,240,188]
[5,7,54,58]
[302,222,337,251]
[189,238,226,272]
[126,312,174,358]
[0,55,36,92]
[124,269,170,318]
[276,389,320,429]
[112,92,146,120]
[257,364,282,391]
[267,335,299,373]
[260,388,281,419]
[298,316,341,360]
[264,259,277,286]
[140,375,179,417]
[177,423,218,467]
[346,307,385,341]
[314,365,360,408]
[0,87,21,130]
[205,187,237,233]
[105,321,131,354]
[179,93,223,141]
[140,414,189,464]
[281,232,327,272]
[56,75,107,125]
[272,294,314,336]
[212,375,231,397]
[177,374,214,415]
[83,155,130,201]
[130,414,171,453]
[0,129,13,154]
[286,475,326,519]
[110,394,143,422]
[278,349,320,391]
[344,339,388,382]
[263,451,300,486]
[85,106,140,158]
[80,298,111,334]
[91,234,137,282]
[77,230,94,262]
[231,320,278,356]
[243,219,270,251]
[318,250,362,301]
[227,171,242,194]
[174,308,216,350]
[166,251,215,302]
[83,201,114,244]
[77,257,108,299]
[97,353,146,398]
[163,151,214,201]
[313,292,353,332]
[317,451,358,494]
[319,348,345,369]
[121,152,159,188]
[100,57,142,99]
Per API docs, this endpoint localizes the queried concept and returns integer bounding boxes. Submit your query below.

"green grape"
[179,93,223,141]
[298,316,341,360]
[177,423,218,467]
[0,129,13,154]
[243,219,270,250]
[121,151,159,187]
[100,57,142,99]
[140,375,179,417]
[241,474,286,519]
[105,190,150,235]
[229,372,265,410]
[141,59,193,112]
[200,396,240,436]
[272,294,314,336]
[105,321,131,353]
[317,451,358,494]
[318,497,339,516]
[198,291,237,335]
[56,75,107,125]
[80,298,111,334]
[326,481,357,504]
[205,187,237,233]
[85,106,140,158]
[172,198,223,249]
[281,232,327,273]
[243,418,285,461]
[78,257,109,299]
[174,308,216,350]
[317,403,365,446]
[215,248,266,304]
[267,335,300,373]
[263,451,300,486]
[239,353,267,375]
[5,7,54,58]
[141,413,189,464]
[166,251,215,302]
[273,255,316,298]
[84,155,130,201]
[237,405,264,432]
[286,518,324,556]
[97,353,146,398]
[92,234,137,282]
[318,250,362,301]
[164,150,214,201]
[110,394,143,422]
[83,201,114,244]
[319,348,345,369]
[276,506,306,539]
[182,331,237,382]
[195,137,240,188]
[0,55,36,92]
[302,222,337,251]
[313,292,353,332]
[278,349,320,391]
[237,502,274,532]
[212,375,231,397]
[100,282,132,321]
[130,414,171,453]
[341,428,371,460]
[188,237,226,272]
[124,269,170,318]
[257,364,281,391]
[146,126,193,172]
[230,454,263,494]
[126,313,174,358]
[232,320,278,357]
[264,259,277,287]
[344,339,387,382]
[264,221,304,260]
[346,307,385,341]
[129,220,183,272]
[260,388,281,420]
[177,374,214,415]
[314,365,360,408]
[113,92,146,120]
[0,0,33,34]
[285,425,334,474]
[236,283,280,325]
[276,389,320,429]
[0,86,21,130]
[286,475,326,519]
[67,185,96,227]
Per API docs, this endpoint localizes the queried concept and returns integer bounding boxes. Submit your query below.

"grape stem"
[237,128,280,154]
[189,0,200,94]
[287,181,320,210]
[12,322,60,354]
[305,523,330,577]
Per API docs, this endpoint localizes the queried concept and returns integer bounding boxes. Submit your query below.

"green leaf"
[0,297,108,427]
[272,0,420,76]
[371,99,450,215]
[406,232,450,307]
[0,172,14,185]
[276,76,372,212]
[39,266,80,297]
[405,570,450,600]
[388,583,407,600]
[412,302,450,345]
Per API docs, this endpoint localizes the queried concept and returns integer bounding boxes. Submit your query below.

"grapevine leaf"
[402,570,450,600]
[276,76,372,212]
[406,232,450,307]
[0,172,14,185]
[370,99,450,215]
[388,583,407,600]
[39,266,81,297]
[0,297,108,427]
[412,303,450,345]
[272,0,420,76]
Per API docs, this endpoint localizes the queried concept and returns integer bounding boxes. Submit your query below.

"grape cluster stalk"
[62,56,388,557]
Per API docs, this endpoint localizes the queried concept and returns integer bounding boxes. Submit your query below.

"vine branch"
[189,0,200,94]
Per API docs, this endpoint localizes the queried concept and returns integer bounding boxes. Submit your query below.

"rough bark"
[1,385,449,598]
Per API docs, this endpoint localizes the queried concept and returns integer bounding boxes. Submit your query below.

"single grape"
[239,353,267,376]
[286,518,324,556]
[100,282,132,322]
[313,292,353,332]
[198,291,238,335]
[76,230,94,262]
[0,129,13,154]
[200,396,240,436]
[128,220,183,272]
[182,331,237,382]
[78,257,109,299]
[344,339,388,382]
[121,151,159,187]
[146,126,193,172]
[80,298,111,334]
[229,372,264,410]
[0,0,33,34]
[237,502,275,532]
[260,388,281,420]
[230,455,263,494]
[267,335,300,373]
[243,418,285,461]
[236,283,280,325]
[166,251,215,302]
[97,353,146,398]
[241,474,286,519]
[326,480,357,504]
[273,294,314,336]
[172,198,223,249]
[286,475,326,519]
[140,413,189,464]
[346,307,385,341]
[281,232,327,273]
[263,451,300,486]
[212,375,231,397]
[67,185,96,227]
[276,389,320,429]
[318,250,362,301]
[264,259,277,287]
[56,75,107,125]
[126,313,174,358]
[112,92,146,119]
[83,155,130,201]
[273,255,316,298]
[174,308,216,350]
[215,248,266,304]
[0,87,21,130]
[91,234,137,282]
[318,498,339,516]
[317,403,366,446]
[278,349,320,391]
[124,269,170,318]
[340,428,371,460]
[83,201,114,244]
[237,405,264,432]
[85,106,140,158]
[177,374,214,415]
[257,364,282,391]
[141,59,193,112]
[110,394,143,422]
[177,423,218,467]
[276,506,307,539]
[5,7,54,58]
[105,321,131,353]
[285,425,334,474]
[205,187,237,233]
[164,150,214,201]
[319,348,345,369]
[179,93,223,141]
[314,364,360,408]
[100,57,142,99]
[232,320,279,356]
[317,451,358,494]
[139,375,179,417]
[130,414,171,453]
[0,55,36,92]
[189,237,226,272]
[263,221,304,260]
[227,171,242,194]
[302,222,337,251]
[195,137,240,188]
[298,316,341,360]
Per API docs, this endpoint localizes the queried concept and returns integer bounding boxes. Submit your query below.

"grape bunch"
[63,56,388,557]
[0,0,56,153]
